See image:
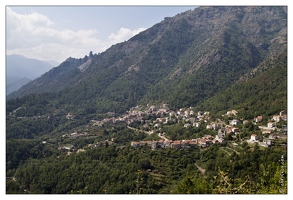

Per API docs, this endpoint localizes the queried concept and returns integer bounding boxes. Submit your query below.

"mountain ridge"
[7,6,287,116]
[6,54,59,95]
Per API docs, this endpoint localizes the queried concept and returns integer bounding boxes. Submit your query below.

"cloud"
[108,27,146,43]
[6,7,146,63]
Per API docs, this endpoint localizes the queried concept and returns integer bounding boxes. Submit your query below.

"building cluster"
[131,134,226,150]
[61,104,287,151]
[248,134,273,148]
[92,104,213,130]
[93,104,170,126]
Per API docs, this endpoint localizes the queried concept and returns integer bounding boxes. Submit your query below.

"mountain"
[194,50,287,118]
[6,54,56,80]
[7,6,287,115]
[6,54,57,95]
[42,60,60,67]
[6,75,31,95]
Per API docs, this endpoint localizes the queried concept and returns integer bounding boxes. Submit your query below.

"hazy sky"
[6,6,197,63]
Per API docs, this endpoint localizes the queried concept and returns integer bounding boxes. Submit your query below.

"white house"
[230,119,240,126]
[263,139,272,146]
[206,125,213,129]
[193,122,201,128]
[251,134,259,141]
[154,123,161,128]
[267,122,275,128]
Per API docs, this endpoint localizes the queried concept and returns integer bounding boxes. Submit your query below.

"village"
[58,104,287,154]
[127,105,287,150]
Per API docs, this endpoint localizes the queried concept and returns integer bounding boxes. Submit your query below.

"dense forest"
[6,140,287,194]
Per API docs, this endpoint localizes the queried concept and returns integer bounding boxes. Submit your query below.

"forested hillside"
[194,49,287,119]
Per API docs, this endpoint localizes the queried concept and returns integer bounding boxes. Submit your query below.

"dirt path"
[226,146,240,155]
[194,163,207,178]
[127,126,152,135]
[158,134,169,141]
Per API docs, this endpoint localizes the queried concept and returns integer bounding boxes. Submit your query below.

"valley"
[6,6,287,194]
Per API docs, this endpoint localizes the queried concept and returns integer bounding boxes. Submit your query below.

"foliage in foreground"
[6,141,287,194]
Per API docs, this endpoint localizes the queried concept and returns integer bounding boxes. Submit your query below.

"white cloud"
[108,27,146,43]
[6,7,146,63]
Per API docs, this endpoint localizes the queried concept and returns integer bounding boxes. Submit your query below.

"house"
[280,110,287,117]
[188,118,196,124]
[170,141,181,149]
[181,141,190,148]
[267,122,275,128]
[204,112,210,116]
[232,128,239,134]
[154,123,161,128]
[212,123,221,130]
[151,141,158,149]
[243,120,249,125]
[143,124,149,130]
[189,141,198,147]
[157,140,165,148]
[184,123,191,128]
[156,118,166,123]
[279,110,288,121]
[255,116,263,123]
[263,139,272,146]
[169,111,176,117]
[218,128,226,138]
[269,134,277,140]
[273,115,282,122]
[184,111,190,117]
[198,139,208,147]
[140,141,152,147]
[198,111,203,116]
[262,130,272,135]
[203,135,213,140]
[227,111,233,116]
[164,140,172,147]
[225,127,233,134]
[251,134,259,141]
[213,137,226,144]
[193,122,201,128]
[206,125,213,129]
[230,119,240,126]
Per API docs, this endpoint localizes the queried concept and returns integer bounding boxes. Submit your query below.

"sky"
[6,6,197,63]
